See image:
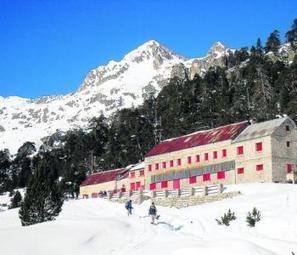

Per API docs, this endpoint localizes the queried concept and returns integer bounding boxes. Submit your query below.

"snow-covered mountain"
[0,40,233,154]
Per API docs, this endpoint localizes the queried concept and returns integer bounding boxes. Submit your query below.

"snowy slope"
[0,40,233,154]
[0,183,297,255]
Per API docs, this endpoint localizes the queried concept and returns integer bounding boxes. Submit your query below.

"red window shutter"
[256,142,263,152]
[130,183,135,190]
[148,164,152,172]
[287,164,293,173]
[237,167,244,174]
[155,163,159,170]
[237,146,244,155]
[189,176,197,184]
[187,156,192,164]
[177,158,181,166]
[256,164,264,171]
[136,182,141,190]
[170,160,174,167]
[204,153,209,161]
[203,173,211,181]
[161,181,168,188]
[149,183,156,190]
[222,149,227,158]
[140,170,144,177]
[217,171,225,179]
[196,155,200,163]
[162,161,166,169]
[173,179,180,189]
[213,151,218,159]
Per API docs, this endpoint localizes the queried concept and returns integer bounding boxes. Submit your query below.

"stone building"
[144,117,297,190]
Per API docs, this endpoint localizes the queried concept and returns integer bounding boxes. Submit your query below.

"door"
[173,179,180,190]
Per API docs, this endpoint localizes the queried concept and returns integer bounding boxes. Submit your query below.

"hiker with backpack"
[148,201,158,224]
[125,200,133,216]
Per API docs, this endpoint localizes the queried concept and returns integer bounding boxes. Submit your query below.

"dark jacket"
[149,205,157,215]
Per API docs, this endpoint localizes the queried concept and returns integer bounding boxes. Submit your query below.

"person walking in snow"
[125,200,133,216]
[148,202,158,224]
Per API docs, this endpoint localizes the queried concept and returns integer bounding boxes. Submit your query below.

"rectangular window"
[213,151,218,159]
[177,158,181,166]
[148,164,152,172]
[203,173,211,181]
[256,142,263,152]
[161,181,168,188]
[130,183,135,190]
[217,171,225,179]
[256,164,264,171]
[139,170,144,177]
[204,153,209,161]
[130,172,135,178]
[287,164,293,173]
[222,149,227,158]
[170,160,174,167]
[149,183,156,190]
[286,125,290,131]
[155,163,159,170]
[136,182,141,190]
[237,146,244,155]
[195,155,200,163]
[173,179,180,189]
[237,167,244,174]
[189,176,197,184]
[187,156,192,164]
[162,161,166,169]
[287,141,290,147]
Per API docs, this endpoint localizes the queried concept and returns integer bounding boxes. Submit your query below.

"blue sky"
[0,0,296,98]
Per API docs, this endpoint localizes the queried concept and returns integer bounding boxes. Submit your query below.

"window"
[177,158,181,166]
[255,142,263,152]
[237,146,244,155]
[136,182,141,190]
[189,176,197,184]
[256,164,264,171]
[195,155,200,163]
[139,170,144,177]
[213,151,218,159]
[203,173,211,181]
[130,183,135,190]
[286,125,290,131]
[287,164,293,173]
[148,164,152,172]
[287,141,290,147]
[237,167,244,174]
[187,156,192,164]
[204,153,209,161]
[162,161,166,169]
[170,160,174,167]
[222,149,227,158]
[149,183,156,190]
[173,179,180,189]
[155,163,159,170]
[217,171,225,179]
[130,172,135,178]
[161,181,168,188]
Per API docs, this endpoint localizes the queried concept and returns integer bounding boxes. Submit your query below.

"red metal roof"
[80,168,128,187]
[145,121,249,157]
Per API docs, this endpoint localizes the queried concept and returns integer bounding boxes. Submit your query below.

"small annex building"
[129,162,145,191]
[80,168,129,198]
[144,117,297,190]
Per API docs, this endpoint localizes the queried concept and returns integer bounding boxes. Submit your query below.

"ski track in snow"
[1,183,297,255]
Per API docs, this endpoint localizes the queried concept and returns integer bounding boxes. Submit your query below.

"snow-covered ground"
[0,183,297,255]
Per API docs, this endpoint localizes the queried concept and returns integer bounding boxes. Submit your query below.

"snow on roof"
[145,121,249,157]
[80,168,128,187]
[232,117,292,143]
[130,162,144,171]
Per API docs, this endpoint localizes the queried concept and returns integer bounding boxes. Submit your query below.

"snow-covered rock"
[0,40,233,154]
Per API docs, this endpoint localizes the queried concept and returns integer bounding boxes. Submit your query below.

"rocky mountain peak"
[207,41,227,56]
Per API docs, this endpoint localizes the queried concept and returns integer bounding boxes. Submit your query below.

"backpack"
[125,202,129,209]
[149,206,156,215]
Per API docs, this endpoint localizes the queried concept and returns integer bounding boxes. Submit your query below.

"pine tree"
[286,18,297,50]
[265,30,281,54]
[9,191,22,209]
[19,153,63,226]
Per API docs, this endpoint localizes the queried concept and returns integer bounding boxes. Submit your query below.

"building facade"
[129,162,145,191]
[144,117,297,190]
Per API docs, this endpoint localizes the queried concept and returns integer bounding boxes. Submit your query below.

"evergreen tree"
[19,153,63,226]
[286,18,297,50]
[9,191,22,209]
[265,30,281,54]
